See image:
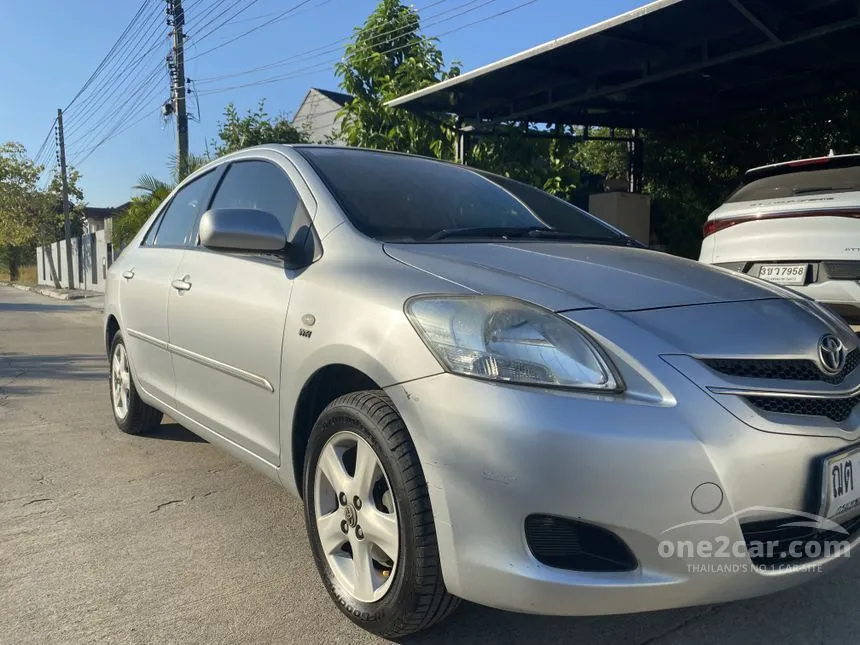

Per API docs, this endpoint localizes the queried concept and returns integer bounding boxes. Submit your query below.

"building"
[292,88,353,143]
[83,203,129,237]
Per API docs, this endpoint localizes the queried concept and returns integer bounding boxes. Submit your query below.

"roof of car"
[746,153,860,177]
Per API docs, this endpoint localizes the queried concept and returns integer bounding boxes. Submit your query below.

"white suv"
[700,154,860,327]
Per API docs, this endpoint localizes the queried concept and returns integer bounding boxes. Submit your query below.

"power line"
[64,0,164,125]
[32,119,58,169]
[63,0,156,111]
[203,0,347,26]
[193,0,504,84]
[67,62,167,164]
[63,5,168,139]
[71,82,169,168]
[190,0,266,44]
[65,59,166,153]
[187,0,329,61]
[195,0,536,96]
[74,102,166,169]
[184,0,235,33]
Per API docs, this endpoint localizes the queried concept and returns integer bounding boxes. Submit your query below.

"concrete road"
[2,283,859,645]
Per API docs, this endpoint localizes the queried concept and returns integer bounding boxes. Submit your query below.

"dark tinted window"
[479,173,621,239]
[299,148,620,242]
[728,162,860,203]
[210,161,303,235]
[153,171,217,246]
[300,148,546,240]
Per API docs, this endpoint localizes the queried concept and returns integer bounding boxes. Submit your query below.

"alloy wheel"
[313,430,399,603]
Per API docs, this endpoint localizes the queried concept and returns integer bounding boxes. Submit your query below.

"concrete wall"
[35,230,113,292]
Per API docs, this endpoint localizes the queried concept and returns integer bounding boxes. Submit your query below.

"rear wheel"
[303,391,459,637]
[109,331,162,435]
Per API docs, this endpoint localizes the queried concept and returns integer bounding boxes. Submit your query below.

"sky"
[0,0,646,207]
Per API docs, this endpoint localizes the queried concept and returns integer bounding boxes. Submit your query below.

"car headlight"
[405,296,622,391]
[793,297,856,338]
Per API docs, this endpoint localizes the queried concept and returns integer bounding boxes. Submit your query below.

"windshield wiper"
[425,226,641,246]
[425,226,553,241]
[522,228,642,247]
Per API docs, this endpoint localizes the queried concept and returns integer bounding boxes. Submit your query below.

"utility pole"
[57,108,75,291]
[168,0,189,179]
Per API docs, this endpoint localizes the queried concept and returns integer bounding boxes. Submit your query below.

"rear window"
[727,160,860,203]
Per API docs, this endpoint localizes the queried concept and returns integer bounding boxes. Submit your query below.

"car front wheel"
[303,390,459,638]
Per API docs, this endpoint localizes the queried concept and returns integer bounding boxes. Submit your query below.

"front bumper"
[385,371,860,616]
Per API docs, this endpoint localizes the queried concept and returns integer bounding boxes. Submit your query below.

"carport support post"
[455,121,470,165]
[627,129,644,194]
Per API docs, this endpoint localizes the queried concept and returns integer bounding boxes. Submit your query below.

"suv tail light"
[703,209,860,238]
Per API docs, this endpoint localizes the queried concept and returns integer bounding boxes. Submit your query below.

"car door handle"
[171,276,192,292]
[122,269,135,280]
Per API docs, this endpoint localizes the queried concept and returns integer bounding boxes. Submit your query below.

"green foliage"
[0,142,84,244]
[213,101,307,156]
[0,142,45,246]
[0,141,86,285]
[112,175,172,248]
[112,154,209,248]
[468,125,584,203]
[335,0,460,158]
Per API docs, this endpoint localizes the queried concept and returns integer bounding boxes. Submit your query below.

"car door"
[119,169,219,406]
[167,156,313,465]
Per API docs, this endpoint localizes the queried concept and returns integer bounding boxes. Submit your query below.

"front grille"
[742,513,860,569]
[821,261,860,281]
[745,394,860,422]
[703,348,859,385]
[524,515,637,572]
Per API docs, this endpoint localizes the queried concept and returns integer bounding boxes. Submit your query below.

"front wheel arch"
[291,364,381,498]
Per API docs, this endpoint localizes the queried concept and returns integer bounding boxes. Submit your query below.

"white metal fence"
[35,230,115,292]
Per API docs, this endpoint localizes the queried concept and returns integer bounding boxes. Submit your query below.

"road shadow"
[394,601,707,645]
[0,301,91,312]
[0,353,106,385]
[144,422,206,443]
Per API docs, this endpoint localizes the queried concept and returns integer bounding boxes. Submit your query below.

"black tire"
[303,390,459,638]
[109,331,163,435]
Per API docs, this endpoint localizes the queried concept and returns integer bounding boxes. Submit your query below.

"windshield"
[727,162,860,203]
[298,147,624,243]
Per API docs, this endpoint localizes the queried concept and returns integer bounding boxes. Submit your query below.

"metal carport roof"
[388,0,860,129]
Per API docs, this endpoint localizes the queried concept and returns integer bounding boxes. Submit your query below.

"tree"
[112,153,208,248]
[112,176,172,248]
[0,142,43,246]
[335,2,588,200]
[213,101,307,156]
[335,0,460,158]
[0,142,85,284]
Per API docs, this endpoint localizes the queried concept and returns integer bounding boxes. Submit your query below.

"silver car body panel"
[105,144,860,617]
[383,241,789,312]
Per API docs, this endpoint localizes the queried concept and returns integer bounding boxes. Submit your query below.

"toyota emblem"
[818,334,846,375]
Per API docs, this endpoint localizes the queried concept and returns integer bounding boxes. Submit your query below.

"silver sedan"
[104,145,860,637]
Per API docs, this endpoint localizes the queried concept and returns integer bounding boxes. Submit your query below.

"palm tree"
[113,153,210,248]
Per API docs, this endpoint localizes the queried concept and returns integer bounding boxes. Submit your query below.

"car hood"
[384,242,786,312]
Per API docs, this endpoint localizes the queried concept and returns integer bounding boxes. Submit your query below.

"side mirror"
[199,208,287,252]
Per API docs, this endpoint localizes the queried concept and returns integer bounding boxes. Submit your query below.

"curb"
[1,282,101,301]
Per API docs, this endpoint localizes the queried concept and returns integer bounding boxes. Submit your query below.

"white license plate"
[758,264,808,285]
[822,447,860,520]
